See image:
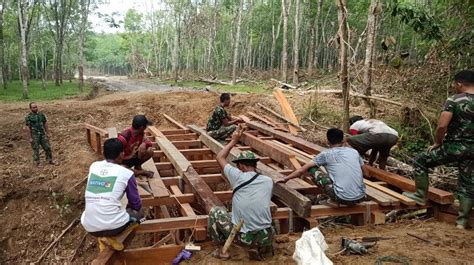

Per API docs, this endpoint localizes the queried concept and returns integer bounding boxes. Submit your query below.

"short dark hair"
[236,160,258,168]
[132,115,152,129]
[327,128,344,145]
[29,102,36,108]
[104,138,123,160]
[454,70,474,86]
[220,93,231,103]
[349,115,364,125]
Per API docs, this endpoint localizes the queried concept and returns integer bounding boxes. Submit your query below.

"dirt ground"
[0,88,472,264]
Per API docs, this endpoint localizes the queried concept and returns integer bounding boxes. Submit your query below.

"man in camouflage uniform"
[210,126,274,260]
[206,93,243,142]
[403,70,474,229]
[25,102,54,166]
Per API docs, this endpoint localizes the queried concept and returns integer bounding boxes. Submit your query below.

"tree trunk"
[270,7,282,71]
[18,0,29,99]
[363,0,380,118]
[292,0,300,86]
[231,0,244,85]
[78,0,90,92]
[0,0,6,89]
[207,0,218,74]
[41,48,46,90]
[172,18,180,82]
[281,0,289,82]
[312,0,324,70]
[335,0,349,132]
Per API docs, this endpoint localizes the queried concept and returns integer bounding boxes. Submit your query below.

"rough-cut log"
[188,124,312,217]
[270,78,296,89]
[245,120,453,205]
[148,126,224,213]
[298,89,403,107]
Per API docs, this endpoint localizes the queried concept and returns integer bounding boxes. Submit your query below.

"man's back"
[81,160,133,232]
[444,93,474,142]
[224,165,273,233]
[351,119,398,136]
[313,147,365,201]
[207,106,227,131]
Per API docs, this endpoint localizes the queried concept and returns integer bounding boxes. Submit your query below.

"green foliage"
[0,80,90,102]
[389,0,442,41]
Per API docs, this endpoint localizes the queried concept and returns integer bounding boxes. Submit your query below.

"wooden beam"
[154,148,213,159]
[310,201,377,217]
[165,133,198,141]
[160,129,190,135]
[118,245,183,264]
[365,186,399,206]
[247,111,277,127]
[170,140,202,149]
[84,123,108,136]
[141,191,233,207]
[137,215,208,233]
[364,179,416,206]
[142,158,170,198]
[188,124,312,217]
[272,88,301,134]
[148,126,224,213]
[163,114,187,129]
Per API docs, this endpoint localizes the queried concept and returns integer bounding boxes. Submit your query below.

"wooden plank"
[137,185,153,198]
[84,123,108,136]
[367,167,454,205]
[161,129,191,135]
[170,185,207,241]
[154,148,213,159]
[148,126,224,213]
[310,201,377,217]
[142,158,170,198]
[163,114,187,129]
[165,133,198,141]
[365,186,399,206]
[272,88,300,134]
[138,215,208,233]
[170,140,202,149]
[188,124,312,217]
[118,245,183,264]
[106,127,118,139]
[141,191,233,207]
[246,120,454,205]
[364,179,416,206]
[247,111,276,127]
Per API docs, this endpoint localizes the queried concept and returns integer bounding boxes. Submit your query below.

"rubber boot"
[402,174,429,205]
[98,237,124,251]
[456,196,473,229]
[98,238,106,252]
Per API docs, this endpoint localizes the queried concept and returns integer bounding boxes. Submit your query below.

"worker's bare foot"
[212,248,230,260]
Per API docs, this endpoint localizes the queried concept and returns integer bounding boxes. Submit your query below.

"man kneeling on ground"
[81,138,143,251]
[118,115,154,177]
[206,93,243,142]
[209,126,274,260]
[278,128,367,206]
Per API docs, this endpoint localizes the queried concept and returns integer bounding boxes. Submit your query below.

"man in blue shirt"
[278,128,367,205]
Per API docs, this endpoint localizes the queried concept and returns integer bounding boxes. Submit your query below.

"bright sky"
[90,0,158,33]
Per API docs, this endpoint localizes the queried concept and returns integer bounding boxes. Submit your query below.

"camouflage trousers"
[31,133,52,162]
[313,171,364,205]
[414,141,474,199]
[208,125,236,141]
[208,206,273,248]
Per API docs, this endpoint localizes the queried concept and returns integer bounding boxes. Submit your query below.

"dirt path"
[96,76,191,92]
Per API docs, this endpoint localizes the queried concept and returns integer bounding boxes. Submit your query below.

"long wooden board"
[364,179,416,206]
[163,114,188,129]
[142,158,170,198]
[188,124,312,217]
[273,88,299,134]
[148,126,224,213]
[118,245,183,265]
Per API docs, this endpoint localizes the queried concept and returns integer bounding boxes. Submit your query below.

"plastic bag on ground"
[292,227,333,265]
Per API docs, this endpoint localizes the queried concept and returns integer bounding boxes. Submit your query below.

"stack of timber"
[83,114,461,264]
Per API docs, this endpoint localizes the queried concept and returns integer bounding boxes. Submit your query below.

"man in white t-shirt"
[347,116,399,170]
[81,138,143,251]
[209,126,274,261]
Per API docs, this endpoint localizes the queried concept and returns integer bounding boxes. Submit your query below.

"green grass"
[159,79,269,94]
[0,80,90,102]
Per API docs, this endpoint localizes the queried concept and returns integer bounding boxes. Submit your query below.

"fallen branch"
[407,232,431,244]
[298,89,404,107]
[69,231,87,263]
[67,176,88,193]
[35,218,80,264]
[198,77,243,85]
[270,78,297,89]
[257,103,306,132]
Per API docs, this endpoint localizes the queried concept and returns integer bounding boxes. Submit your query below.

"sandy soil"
[0,87,471,264]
